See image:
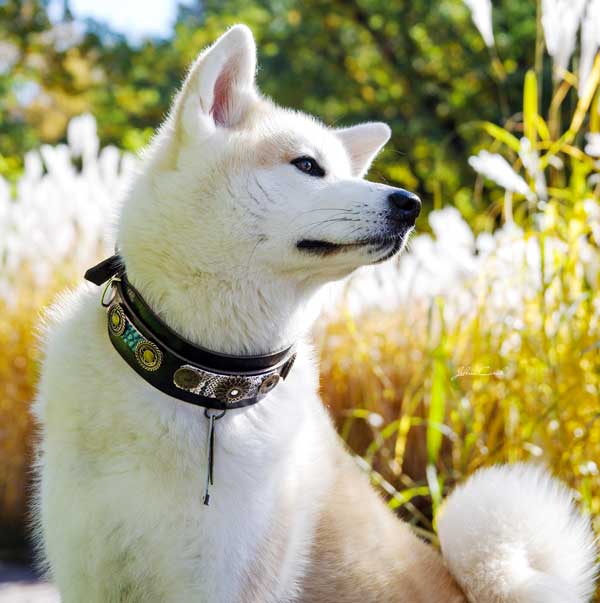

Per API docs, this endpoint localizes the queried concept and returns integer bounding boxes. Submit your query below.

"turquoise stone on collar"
[123,322,143,351]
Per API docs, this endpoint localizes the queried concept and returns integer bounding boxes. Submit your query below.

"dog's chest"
[89,459,291,601]
[36,288,328,601]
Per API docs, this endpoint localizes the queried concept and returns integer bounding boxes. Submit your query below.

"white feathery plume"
[68,113,100,163]
[542,0,587,79]
[579,0,600,96]
[519,137,547,201]
[463,0,495,47]
[0,114,135,305]
[468,151,534,200]
[585,133,600,157]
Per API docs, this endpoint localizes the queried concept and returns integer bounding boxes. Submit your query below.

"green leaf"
[480,122,521,152]
[523,70,538,144]
[535,115,551,141]
[427,354,447,465]
[591,91,600,133]
[388,486,432,510]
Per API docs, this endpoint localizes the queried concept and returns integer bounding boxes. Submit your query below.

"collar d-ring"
[101,276,121,307]
[204,407,226,420]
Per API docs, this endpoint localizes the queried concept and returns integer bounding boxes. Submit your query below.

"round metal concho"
[173,367,203,390]
[108,304,126,336]
[135,340,163,371]
[214,377,250,403]
[259,373,280,395]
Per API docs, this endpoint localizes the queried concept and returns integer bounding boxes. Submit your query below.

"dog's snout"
[388,189,421,225]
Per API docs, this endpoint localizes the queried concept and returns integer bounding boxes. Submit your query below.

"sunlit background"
[47,0,195,40]
[1,0,600,599]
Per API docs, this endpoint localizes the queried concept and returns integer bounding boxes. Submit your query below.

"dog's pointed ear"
[178,25,258,136]
[336,122,391,178]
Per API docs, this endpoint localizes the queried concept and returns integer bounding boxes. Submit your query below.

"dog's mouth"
[296,232,408,263]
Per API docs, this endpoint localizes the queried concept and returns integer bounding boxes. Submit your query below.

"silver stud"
[259,373,280,395]
[174,367,202,390]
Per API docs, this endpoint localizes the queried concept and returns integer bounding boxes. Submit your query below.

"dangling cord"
[203,408,226,505]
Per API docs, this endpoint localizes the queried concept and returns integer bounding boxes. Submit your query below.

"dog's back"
[299,447,465,603]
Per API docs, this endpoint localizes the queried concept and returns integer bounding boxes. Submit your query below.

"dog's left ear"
[336,122,391,178]
[177,25,258,137]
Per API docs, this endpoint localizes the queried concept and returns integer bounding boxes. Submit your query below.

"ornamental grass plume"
[468,150,534,199]
[580,0,600,96]
[542,0,587,79]
[0,114,135,306]
[586,133,600,157]
[462,0,495,48]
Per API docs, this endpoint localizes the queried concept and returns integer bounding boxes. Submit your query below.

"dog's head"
[120,25,420,288]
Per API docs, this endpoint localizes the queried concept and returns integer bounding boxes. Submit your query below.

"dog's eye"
[291,156,325,177]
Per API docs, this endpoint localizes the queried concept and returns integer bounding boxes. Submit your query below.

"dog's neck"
[119,251,317,356]
[117,154,323,357]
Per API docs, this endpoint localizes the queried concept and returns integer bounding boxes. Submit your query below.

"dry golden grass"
[0,271,72,546]
[317,230,600,547]
[0,285,44,542]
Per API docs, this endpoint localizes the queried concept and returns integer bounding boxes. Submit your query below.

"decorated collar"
[85,254,297,505]
[85,255,296,412]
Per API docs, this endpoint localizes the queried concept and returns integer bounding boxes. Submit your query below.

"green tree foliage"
[0,0,540,220]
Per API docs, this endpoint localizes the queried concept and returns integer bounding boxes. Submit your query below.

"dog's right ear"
[176,25,258,139]
[336,122,391,178]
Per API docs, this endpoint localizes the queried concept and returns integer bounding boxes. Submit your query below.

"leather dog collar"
[85,255,296,412]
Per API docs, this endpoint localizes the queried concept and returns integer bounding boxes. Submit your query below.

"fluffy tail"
[437,464,598,603]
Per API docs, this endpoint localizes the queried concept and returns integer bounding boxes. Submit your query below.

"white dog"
[32,25,597,602]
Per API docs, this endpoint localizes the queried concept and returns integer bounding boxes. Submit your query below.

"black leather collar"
[85,255,296,411]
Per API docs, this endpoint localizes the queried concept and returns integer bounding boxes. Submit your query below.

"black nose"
[388,189,421,225]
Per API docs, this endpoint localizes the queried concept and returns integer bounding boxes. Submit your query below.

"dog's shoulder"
[32,283,117,425]
[38,283,103,358]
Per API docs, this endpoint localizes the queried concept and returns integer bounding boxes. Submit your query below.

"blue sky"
[48,0,194,41]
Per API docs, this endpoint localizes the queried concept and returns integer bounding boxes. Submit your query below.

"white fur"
[32,24,597,603]
[438,464,598,602]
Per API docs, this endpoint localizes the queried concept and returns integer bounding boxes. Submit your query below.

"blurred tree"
[0,0,541,220]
